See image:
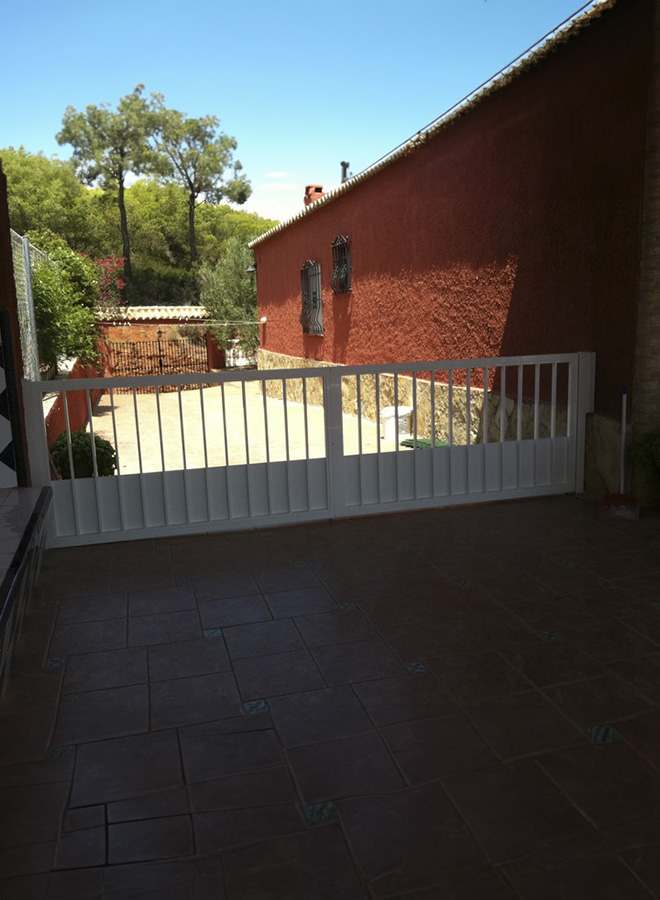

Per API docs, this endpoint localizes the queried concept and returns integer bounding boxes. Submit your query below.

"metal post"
[324,368,345,518]
[21,380,51,486]
[21,236,40,381]
[575,352,596,493]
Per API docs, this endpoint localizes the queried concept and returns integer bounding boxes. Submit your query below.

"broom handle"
[620,385,627,495]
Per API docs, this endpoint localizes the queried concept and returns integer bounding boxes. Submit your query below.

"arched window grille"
[331,235,351,294]
[300,260,323,335]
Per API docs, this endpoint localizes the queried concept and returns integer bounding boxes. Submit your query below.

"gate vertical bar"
[375,372,382,503]
[574,352,596,493]
[324,368,345,518]
[356,374,363,507]
[261,380,273,515]
[282,379,292,512]
[199,386,211,521]
[302,376,312,510]
[220,382,232,518]
[85,389,104,534]
[132,388,147,527]
[62,393,80,536]
[108,388,126,531]
[241,381,252,517]
[155,387,171,525]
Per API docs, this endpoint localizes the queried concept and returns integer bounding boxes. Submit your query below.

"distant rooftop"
[97,305,209,323]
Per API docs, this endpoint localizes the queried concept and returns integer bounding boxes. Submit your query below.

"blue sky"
[1,0,597,223]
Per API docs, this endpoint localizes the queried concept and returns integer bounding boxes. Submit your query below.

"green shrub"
[50,430,116,479]
[129,264,198,305]
[28,229,100,367]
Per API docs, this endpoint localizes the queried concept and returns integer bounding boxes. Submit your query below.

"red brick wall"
[255,0,653,419]
[99,325,224,369]
[45,359,106,447]
[100,323,193,342]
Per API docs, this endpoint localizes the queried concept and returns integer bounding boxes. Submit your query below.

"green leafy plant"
[27,230,100,368]
[199,237,258,356]
[50,430,116,479]
[631,429,660,484]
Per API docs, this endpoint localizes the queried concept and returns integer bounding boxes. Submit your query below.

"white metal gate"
[23,353,595,547]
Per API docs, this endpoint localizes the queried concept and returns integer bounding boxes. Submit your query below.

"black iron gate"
[106,335,208,392]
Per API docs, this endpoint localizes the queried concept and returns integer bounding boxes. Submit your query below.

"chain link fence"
[10,229,48,381]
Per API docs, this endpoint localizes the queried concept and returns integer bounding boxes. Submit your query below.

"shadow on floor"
[1,496,659,899]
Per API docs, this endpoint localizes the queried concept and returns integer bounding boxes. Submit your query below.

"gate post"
[575,352,596,493]
[323,368,345,518]
[22,379,51,487]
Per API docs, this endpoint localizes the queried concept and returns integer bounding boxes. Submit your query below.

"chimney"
[304,185,324,206]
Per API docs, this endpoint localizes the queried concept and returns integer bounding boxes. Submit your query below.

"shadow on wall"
[257,0,649,429]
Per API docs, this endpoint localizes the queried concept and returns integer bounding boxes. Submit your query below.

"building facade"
[251,0,658,498]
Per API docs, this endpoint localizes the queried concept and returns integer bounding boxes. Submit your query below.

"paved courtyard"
[0,496,660,898]
[90,383,387,475]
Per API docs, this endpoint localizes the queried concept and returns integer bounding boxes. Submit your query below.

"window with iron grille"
[300,260,323,335]
[331,235,351,294]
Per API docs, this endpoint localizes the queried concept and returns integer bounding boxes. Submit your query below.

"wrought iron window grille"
[331,235,351,294]
[300,260,324,335]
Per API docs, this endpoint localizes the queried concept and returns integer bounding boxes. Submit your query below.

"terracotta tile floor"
[1,496,660,899]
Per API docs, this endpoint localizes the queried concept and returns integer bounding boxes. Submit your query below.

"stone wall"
[258,349,568,445]
[257,349,335,407]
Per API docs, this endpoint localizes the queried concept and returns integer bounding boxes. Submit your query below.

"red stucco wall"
[255,0,652,419]
[45,359,107,447]
[100,325,224,368]
[100,323,196,342]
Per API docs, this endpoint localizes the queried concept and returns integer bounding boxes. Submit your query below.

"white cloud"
[266,171,287,178]
[243,185,305,221]
[262,182,299,192]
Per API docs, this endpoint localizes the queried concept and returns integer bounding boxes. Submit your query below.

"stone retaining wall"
[258,349,568,445]
[259,350,626,496]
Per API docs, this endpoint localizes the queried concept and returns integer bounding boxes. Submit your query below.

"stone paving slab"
[91,383,391,475]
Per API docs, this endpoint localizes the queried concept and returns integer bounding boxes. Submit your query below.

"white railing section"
[22,353,595,545]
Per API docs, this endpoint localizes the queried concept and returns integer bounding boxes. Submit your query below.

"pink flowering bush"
[94,256,126,307]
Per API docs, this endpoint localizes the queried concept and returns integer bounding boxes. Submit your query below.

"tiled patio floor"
[1,496,660,899]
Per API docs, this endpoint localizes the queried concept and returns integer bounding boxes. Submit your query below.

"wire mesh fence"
[10,229,48,381]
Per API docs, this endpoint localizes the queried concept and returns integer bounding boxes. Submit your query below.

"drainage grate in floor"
[404,661,428,674]
[243,699,269,715]
[202,628,223,639]
[304,802,337,826]
[539,631,562,642]
[586,725,623,743]
[47,745,76,759]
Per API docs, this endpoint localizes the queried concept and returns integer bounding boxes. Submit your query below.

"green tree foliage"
[57,85,158,281]
[199,237,258,354]
[195,204,277,267]
[125,180,188,267]
[1,147,109,255]
[28,231,99,367]
[152,99,251,265]
[2,97,277,307]
[29,230,99,308]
